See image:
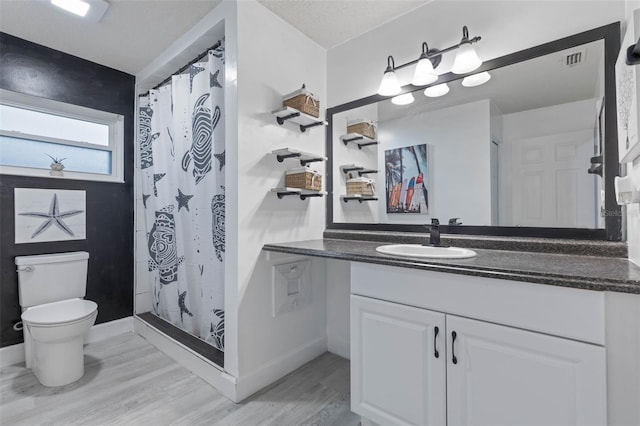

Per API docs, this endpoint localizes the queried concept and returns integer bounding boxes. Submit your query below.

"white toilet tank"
[16,251,90,308]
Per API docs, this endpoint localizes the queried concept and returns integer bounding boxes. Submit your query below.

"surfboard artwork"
[385,144,429,214]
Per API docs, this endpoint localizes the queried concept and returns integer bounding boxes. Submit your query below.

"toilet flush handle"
[16,265,34,273]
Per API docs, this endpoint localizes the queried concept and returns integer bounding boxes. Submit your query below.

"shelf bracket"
[342,196,378,203]
[342,166,364,173]
[276,190,300,199]
[299,121,324,133]
[276,111,301,125]
[276,153,302,163]
[299,193,324,200]
[300,158,321,166]
[343,135,364,145]
[358,141,379,150]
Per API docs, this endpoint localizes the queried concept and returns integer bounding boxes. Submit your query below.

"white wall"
[234,0,328,400]
[376,99,492,225]
[327,0,626,108]
[503,99,597,142]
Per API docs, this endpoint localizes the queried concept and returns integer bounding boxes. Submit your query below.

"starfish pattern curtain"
[138,45,225,352]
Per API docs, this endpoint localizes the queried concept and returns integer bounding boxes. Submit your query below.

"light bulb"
[412,58,438,86]
[451,43,482,74]
[391,93,415,105]
[424,83,449,98]
[377,70,402,96]
[462,71,491,87]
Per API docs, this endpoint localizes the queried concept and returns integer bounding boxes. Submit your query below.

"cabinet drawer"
[351,262,605,345]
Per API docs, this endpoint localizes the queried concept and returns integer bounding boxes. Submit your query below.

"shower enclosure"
[137,41,225,365]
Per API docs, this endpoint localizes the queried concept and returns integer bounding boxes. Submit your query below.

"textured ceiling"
[0,0,429,74]
[257,0,430,48]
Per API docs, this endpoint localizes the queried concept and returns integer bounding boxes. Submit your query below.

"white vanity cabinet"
[446,315,605,426]
[351,295,446,425]
[350,262,608,426]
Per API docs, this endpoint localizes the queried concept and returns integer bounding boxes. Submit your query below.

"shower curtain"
[138,44,225,352]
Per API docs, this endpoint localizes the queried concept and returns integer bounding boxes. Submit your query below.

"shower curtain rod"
[140,39,223,97]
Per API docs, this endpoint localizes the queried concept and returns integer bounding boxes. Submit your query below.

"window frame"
[0,89,125,183]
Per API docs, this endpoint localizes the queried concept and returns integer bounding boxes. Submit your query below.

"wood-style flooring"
[0,333,359,426]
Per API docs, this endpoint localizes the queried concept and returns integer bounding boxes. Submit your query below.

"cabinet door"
[446,315,606,426]
[351,295,446,426]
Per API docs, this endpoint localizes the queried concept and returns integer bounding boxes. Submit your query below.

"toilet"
[15,251,98,387]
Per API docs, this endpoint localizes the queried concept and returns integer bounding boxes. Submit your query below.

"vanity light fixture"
[461,71,491,87]
[424,83,450,97]
[391,93,415,105]
[377,56,403,96]
[450,27,483,74]
[50,0,109,22]
[377,26,482,96]
[412,43,439,86]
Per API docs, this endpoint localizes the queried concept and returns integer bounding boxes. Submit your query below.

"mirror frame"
[326,22,622,241]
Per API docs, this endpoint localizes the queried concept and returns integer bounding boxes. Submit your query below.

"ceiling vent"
[563,49,586,67]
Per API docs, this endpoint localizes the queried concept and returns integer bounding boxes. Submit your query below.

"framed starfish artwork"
[14,188,86,244]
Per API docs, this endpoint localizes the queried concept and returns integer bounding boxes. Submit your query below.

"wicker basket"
[286,167,322,191]
[346,177,375,196]
[347,120,376,139]
[283,85,320,118]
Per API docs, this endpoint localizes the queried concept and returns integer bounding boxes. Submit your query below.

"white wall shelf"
[340,164,378,177]
[270,187,327,200]
[341,133,379,149]
[272,107,327,133]
[272,148,326,166]
[341,195,378,203]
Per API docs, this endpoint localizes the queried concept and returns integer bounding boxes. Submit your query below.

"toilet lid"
[21,299,97,325]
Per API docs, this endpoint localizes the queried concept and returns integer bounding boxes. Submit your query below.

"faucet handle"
[448,217,462,225]
[431,218,440,226]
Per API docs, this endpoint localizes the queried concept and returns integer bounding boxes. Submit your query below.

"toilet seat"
[21,298,98,326]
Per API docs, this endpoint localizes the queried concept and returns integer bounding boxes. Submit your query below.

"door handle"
[451,331,458,364]
[434,326,439,358]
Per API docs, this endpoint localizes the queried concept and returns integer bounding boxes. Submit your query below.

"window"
[0,89,124,182]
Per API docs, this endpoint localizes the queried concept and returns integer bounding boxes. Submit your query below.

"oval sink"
[376,244,477,259]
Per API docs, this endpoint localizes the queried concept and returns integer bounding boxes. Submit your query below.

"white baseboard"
[0,343,25,369]
[234,335,328,402]
[86,316,134,344]
[327,335,350,360]
[0,316,133,369]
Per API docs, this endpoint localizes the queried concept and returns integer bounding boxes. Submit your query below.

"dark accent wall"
[0,33,135,347]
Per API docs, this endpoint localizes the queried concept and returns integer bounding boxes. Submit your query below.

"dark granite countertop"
[262,239,640,294]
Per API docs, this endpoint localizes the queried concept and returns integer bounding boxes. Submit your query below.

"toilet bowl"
[21,299,98,386]
[16,251,98,387]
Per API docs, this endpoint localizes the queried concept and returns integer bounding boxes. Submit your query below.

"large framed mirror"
[326,22,622,241]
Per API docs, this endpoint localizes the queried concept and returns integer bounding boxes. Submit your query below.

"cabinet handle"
[451,331,458,364]
[434,326,439,358]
